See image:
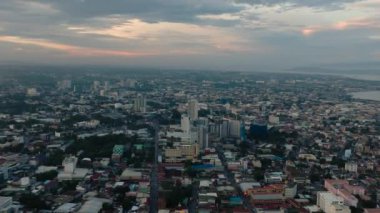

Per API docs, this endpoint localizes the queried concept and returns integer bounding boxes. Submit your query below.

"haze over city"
[0,1,379,213]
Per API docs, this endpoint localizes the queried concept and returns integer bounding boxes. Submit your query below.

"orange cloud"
[0,35,151,57]
[68,19,253,53]
[333,19,376,30]
[302,28,318,36]
[301,18,379,36]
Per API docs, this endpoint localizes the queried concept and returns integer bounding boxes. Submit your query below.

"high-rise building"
[93,81,100,91]
[63,156,78,174]
[190,127,198,144]
[220,119,229,138]
[57,80,72,90]
[134,95,146,113]
[104,81,110,91]
[126,79,137,88]
[181,115,190,134]
[250,122,268,138]
[198,126,209,150]
[26,88,39,96]
[229,119,241,138]
[188,99,198,120]
[195,117,208,126]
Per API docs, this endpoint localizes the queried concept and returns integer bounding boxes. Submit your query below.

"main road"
[149,122,159,213]
[188,180,199,213]
[216,145,256,213]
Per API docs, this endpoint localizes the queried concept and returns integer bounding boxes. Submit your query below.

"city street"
[216,145,256,213]
[149,123,159,213]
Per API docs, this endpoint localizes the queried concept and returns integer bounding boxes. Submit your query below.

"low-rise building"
[344,162,358,173]
[164,144,199,163]
[0,197,12,212]
[317,192,350,213]
[325,179,365,207]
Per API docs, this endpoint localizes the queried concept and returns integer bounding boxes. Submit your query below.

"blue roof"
[229,196,243,205]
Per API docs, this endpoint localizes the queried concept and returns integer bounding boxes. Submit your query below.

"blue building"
[250,122,268,138]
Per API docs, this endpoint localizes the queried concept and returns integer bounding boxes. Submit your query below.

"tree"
[100,203,114,213]
[19,194,48,210]
[309,173,320,183]
[165,185,192,208]
[319,158,326,164]
[35,170,58,182]
[46,150,65,166]
[171,109,181,121]
[122,197,136,212]
[238,142,250,156]
[254,170,264,181]
[184,167,197,178]
[66,135,137,159]
[331,157,345,168]
[61,180,79,192]
[261,159,272,169]
[198,109,210,117]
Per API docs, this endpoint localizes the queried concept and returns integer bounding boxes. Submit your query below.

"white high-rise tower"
[181,115,190,134]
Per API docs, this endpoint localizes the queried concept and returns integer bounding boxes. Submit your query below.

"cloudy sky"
[0,0,379,71]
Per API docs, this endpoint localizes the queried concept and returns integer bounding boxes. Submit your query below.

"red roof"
[365,209,380,213]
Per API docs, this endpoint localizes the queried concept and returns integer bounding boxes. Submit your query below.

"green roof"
[134,144,144,150]
[113,145,124,155]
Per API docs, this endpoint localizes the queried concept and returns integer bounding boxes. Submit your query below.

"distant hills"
[289,61,380,75]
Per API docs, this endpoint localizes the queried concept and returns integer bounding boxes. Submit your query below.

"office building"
[229,119,241,138]
[250,122,268,138]
[164,144,199,163]
[198,126,209,150]
[63,156,77,174]
[134,95,146,113]
[181,115,190,134]
[57,80,72,90]
[93,81,100,91]
[26,88,39,96]
[188,99,198,120]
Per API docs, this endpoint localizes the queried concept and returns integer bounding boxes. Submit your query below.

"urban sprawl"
[0,68,379,213]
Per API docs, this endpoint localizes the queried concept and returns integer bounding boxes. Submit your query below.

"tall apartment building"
[181,115,190,134]
[229,119,241,138]
[188,99,198,120]
[198,126,209,150]
[134,95,146,113]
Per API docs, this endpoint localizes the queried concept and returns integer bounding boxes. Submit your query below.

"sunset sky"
[0,0,379,70]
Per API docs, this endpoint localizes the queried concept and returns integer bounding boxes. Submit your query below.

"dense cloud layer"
[235,0,363,9]
[37,0,243,23]
[0,0,379,70]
